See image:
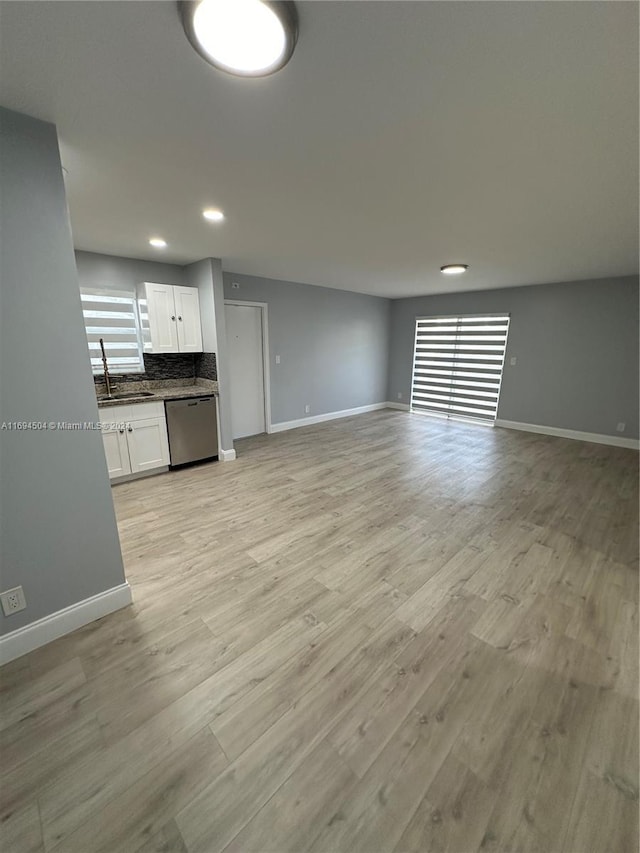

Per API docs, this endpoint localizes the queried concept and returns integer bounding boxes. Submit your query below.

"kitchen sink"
[98,391,156,401]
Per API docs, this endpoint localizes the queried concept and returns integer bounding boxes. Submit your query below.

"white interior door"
[225,304,266,439]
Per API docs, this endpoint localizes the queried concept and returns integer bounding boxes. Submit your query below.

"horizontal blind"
[411,314,510,423]
[80,288,144,373]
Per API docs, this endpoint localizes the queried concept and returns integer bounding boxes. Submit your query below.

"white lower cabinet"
[102,427,131,478]
[99,402,170,480]
[127,417,170,473]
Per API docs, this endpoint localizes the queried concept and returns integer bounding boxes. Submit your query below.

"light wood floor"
[1,411,638,853]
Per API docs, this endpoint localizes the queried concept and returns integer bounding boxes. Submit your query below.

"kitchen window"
[411,313,510,423]
[80,286,145,374]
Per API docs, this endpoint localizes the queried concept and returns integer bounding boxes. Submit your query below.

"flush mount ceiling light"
[203,208,225,222]
[179,0,298,77]
[440,264,469,275]
[149,238,168,249]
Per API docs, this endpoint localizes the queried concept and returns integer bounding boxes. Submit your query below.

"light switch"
[510,356,517,366]
[275,355,281,364]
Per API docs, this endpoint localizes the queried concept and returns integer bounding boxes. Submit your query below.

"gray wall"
[185,258,218,354]
[185,258,233,453]
[75,249,187,293]
[211,259,234,451]
[0,108,126,635]
[388,276,639,439]
[223,272,391,425]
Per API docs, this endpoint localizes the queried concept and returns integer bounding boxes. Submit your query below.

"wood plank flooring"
[1,410,638,853]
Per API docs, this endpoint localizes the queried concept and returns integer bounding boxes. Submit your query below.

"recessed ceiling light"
[149,238,168,249]
[180,0,298,77]
[203,208,225,222]
[440,264,469,275]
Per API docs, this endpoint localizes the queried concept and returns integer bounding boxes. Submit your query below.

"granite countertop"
[96,378,218,408]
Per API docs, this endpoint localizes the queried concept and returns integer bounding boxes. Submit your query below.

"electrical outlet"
[617,422,626,433]
[510,356,517,366]
[275,355,281,364]
[305,404,311,414]
[1,586,26,616]
[397,392,403,399]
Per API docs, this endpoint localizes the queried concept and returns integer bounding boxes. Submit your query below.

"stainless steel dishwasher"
[164,396,218,467]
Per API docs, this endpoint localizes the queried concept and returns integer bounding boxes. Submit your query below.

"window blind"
[80,288,145,374]
[411,314,510,423]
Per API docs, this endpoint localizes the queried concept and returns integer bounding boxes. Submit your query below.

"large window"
[411,314,510,423]
[80,287,145,374]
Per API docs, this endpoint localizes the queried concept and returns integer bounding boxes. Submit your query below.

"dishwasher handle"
[165,396,215,410]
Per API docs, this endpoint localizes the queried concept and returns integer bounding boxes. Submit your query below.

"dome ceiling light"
[440,264,469,275]
[179,0,298,77]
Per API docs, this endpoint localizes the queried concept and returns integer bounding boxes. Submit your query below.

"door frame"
[224,300,272,435]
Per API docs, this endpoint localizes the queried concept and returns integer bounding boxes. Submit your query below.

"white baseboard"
[495,419,639,450]
[0,582,133,665]
[219,448,236,461]
[111,466,169,485]
[385,401,411,411]
[271,402,389,433]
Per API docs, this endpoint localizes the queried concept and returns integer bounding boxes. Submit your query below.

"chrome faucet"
[99,337,113,397]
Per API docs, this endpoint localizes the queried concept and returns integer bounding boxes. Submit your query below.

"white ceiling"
[1,1,637,298]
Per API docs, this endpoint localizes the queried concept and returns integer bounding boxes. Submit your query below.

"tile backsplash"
[195,352,217,381]
[93,352,217,385]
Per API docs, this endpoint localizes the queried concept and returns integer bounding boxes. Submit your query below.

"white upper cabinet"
[144,282,202,353]
[145,283,179,352]
[174,286,203,352]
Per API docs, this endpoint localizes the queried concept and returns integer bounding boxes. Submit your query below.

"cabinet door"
[127,417,170,473]
[145,282,179,353]
[102,428,131,479]
[174,286,203,352]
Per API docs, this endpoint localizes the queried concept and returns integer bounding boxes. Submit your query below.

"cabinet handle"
[178,316,183,321]
[127,427,133,433]
[171,315,176,321]
[119,429,124,434]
